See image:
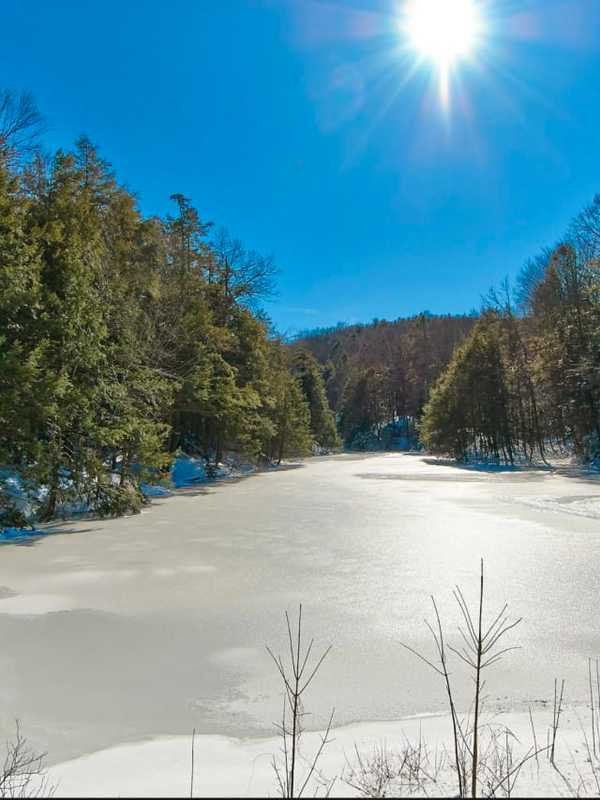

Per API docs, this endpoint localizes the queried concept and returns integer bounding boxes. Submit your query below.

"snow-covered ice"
[0,453,599,795]
[517,493,600,519]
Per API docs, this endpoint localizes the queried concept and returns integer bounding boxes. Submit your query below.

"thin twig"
[190,727,196,799]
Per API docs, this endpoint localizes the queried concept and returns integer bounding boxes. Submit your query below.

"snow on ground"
[0,468,47,522]
[140,483,172,498]
[0,525,51,542]
[170,454,208,488]
[171,453,256,488]
[43,708,600,797]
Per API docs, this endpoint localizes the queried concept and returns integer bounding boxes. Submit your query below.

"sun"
[404,0,481,66]
[400,0,483,108]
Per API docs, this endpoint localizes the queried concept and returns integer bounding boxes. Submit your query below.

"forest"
[2,87,600,533]
[297,208,600,464]
[294,313,477,450]
[0,90,339,527]
[418,219,600,464]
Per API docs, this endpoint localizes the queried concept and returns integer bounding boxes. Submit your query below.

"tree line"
[420,205,600,463]
[296,197,600,466]
[0,90,339,526]
[3,83,595,534]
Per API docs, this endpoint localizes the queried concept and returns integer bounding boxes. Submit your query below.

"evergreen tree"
[339,367,388,447]
[267,346,313,463]
[291,349,340,449]
[0,155,47,523]
[0,117,324,527]
[420,315,513,461]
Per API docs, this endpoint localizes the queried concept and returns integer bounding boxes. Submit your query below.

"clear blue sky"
[2,0,599,334]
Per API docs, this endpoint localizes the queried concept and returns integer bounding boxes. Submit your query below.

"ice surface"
[0,453,598,781]
[518,493,600,519]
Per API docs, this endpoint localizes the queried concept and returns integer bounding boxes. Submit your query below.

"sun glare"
[401,0,482,108]
[405,0,481,64]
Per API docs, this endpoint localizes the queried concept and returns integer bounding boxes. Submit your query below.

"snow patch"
[140,483,172,498]
[168,453,255,489]
[170,455,207,488]
[0,526,51,543]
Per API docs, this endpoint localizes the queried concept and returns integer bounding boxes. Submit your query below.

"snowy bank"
[0,526,50,543]
[169,452,256,488]
[0,453,258,540]
[44,706,600,797]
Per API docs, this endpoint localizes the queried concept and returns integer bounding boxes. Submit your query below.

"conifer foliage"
[0,93,332,526]
[421,220,600,463]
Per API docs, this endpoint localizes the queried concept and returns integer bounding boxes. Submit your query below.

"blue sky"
[2,0,600,334]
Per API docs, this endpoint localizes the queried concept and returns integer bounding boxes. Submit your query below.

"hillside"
[291,313,477,448]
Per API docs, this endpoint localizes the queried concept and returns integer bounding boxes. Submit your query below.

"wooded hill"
[292,314,477,449]
[294,194,600,465]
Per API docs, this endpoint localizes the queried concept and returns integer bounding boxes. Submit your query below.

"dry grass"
[343,735,444,797]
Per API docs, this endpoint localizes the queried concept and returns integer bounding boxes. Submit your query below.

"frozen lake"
[1,453,599,769]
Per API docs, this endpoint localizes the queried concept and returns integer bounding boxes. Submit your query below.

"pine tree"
[291,349,340,449]
[339,367,388,447]
[0,154,47,523]
[265,344,313,463]
[420,316,512,461]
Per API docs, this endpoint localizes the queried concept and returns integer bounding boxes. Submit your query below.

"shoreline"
[5,449,597,545]
[43,704,599,797]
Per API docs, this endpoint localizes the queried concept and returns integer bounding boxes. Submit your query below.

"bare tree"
[0,722,53,798]
[266,605,335,798]
[0,90,45,157]
[210,227,278,305]
[569,194,600,263]
[401,560,532,798]
[400,596,467,797]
